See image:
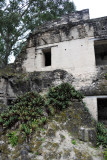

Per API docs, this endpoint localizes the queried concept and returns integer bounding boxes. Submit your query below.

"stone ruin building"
[0,9,107,125]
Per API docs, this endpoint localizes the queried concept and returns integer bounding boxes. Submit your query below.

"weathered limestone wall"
[0,65,107,99]
[0,77,16,105]
[0,65,107,123]
[33,9,90,34]
[84,95,107,121]
[20,9,107,75]
[23,37,95,69]
[0,78,7,104]
[0,70,73,105]
[22,47,36,72]
[34,37,95,71]
[22,37,97,90]
[21,9,94,74]
[20,10,107,92]
[83,96,98,120]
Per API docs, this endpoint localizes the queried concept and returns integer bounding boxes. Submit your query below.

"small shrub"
[46,83,84,111]
[72,139,76,145]
[104,149,107,160]
[0,92,46,136]
[97,122,107,148]
[8,131,18,147]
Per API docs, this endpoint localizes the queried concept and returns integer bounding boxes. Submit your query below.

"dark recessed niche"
[7,99,13,105]
[94,40,107,65]
[43,48,51,66]
[97,98,107,125]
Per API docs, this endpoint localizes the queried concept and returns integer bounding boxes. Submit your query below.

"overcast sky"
[73,0,107,18]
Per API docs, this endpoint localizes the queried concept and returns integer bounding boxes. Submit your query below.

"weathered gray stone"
[24,145,32,152]
[46,128,56,137]
[88,129,96,146]
[79,127,85,141]
[20,150,28,156]
[0,126,3,133]
[20,150,30,160]
[79,127,96,146]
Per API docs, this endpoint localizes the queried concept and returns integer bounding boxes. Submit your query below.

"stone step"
[79,127,96,146]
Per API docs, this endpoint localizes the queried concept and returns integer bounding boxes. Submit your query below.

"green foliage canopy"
[0,0,76,67]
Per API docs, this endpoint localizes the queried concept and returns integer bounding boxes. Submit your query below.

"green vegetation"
[0,92,46,137]
[0,83,83,144]
[97,122,107,148]
[46,83,84,112]
[104,149,107,160]
[8,131,18,147]
[0,82,107,150]
[72,139,76,145]
[0,0,76,67]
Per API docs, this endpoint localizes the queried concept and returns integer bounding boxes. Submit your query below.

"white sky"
[73,0,107,18]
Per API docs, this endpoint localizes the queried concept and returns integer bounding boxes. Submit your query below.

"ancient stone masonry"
[0,69,73,105]
[0,9,107,123]
[0,102,103,160]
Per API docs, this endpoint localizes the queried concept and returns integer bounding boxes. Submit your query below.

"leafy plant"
[0,0,76,67]
[0,92,46,137]
[0,83,84,142]
[8,131,18,147]
[97,122,107,148]
[46,83,84,112]
[72,139,76,145]
[35,151,40,156]
[104,149,107,160]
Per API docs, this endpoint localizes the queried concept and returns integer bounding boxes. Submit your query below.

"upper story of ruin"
[15,9,107,75]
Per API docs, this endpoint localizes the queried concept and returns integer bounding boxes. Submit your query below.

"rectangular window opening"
[43,48,51,66]
[94,40,107,65]
[97,98,107,125]
[7,99,13,105]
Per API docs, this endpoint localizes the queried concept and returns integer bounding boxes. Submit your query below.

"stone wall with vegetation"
[0,65,107,105]
[0,83,106,160]
[0,9,107,160]
[0,68,73,105]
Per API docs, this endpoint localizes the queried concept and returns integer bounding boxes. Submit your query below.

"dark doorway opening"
[7,99,13,105]
[94,40,107,65]
[43,48,51,66]
[97,98,107,125]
